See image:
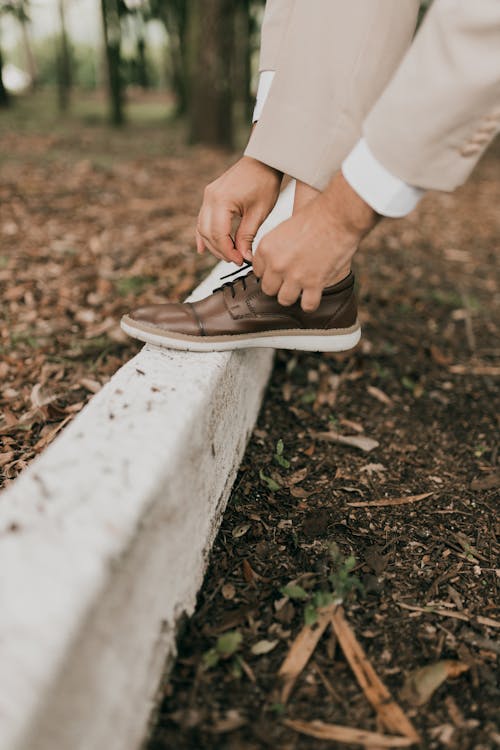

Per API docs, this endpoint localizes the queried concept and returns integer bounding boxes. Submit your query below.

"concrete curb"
[0,183,294,750]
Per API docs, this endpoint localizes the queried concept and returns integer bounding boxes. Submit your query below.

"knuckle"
[289,272,303,286]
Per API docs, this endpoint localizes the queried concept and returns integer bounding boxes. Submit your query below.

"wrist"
[241,155,283,182]
[322,171,379,239]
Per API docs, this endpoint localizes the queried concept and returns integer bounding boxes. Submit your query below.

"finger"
[252,250,265,278]
[196,230,225,261]
[200,206,244,265]
[301,287,323,313]
[260,269,283,298]
[235,213,259,262]
[277,280,302,307]
[196,231,206,254]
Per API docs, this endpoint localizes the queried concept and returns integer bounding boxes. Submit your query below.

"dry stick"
[396,601,500,629]
[458,284,476,354]
[348,492,433,508]
[284,719,415,747]
[330,606,420,743]
[449,364,500,376]
[278,603,335,703]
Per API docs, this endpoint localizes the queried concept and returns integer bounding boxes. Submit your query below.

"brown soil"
[1,105,498,750]
[148,145,499,749]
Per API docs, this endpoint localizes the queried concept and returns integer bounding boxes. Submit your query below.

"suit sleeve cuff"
[252,70,275,123]
[342,138,425,217]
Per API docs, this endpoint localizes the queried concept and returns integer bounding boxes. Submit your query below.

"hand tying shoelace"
[212,261,257,297]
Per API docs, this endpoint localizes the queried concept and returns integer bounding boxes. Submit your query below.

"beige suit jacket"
[245,0,500,192]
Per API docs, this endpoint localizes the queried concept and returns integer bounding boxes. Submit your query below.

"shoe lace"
[212,261,256,298]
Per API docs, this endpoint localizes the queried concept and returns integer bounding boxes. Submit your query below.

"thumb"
[234,213,261,262]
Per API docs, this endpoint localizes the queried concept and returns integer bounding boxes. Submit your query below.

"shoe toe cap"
[127,303,200,335]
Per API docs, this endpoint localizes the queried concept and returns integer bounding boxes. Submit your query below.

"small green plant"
[274,439,291,469]
[301,390,316,404]
[114,275,157,296]
[259,469,281,492]
[268,703,286,716]
[280,543,363,626]
[203,630,243,671]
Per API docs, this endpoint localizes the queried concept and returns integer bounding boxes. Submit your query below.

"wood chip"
[367,385,393,405]
[330,606,420,742]
[278,604,335,703]
[348,492,433,508]
[283,719,416,747]
[310,430,379,452]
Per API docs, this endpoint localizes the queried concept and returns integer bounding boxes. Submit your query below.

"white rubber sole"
[121,316,361,353]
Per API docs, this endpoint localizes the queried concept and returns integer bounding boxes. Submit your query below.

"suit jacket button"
[460,143,479,157]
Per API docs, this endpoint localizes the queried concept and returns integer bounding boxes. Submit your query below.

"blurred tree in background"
[0,0,264,144]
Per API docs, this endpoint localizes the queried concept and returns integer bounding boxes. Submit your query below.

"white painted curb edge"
[0,183,295,750]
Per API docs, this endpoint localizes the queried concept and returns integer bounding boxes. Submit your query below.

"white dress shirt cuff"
[252,70,275,123]
[342,138,425,218]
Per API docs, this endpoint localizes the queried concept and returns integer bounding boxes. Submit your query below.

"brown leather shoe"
[121,267,360,352]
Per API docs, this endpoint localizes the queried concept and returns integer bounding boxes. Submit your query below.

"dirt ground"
[0,96,227,487]
[148,145,499,749]
[1,97,498,749]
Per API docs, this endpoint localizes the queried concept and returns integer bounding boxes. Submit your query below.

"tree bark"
[0,42,9,108]
[187,0,234,148]
[156,0,188,116]
[57,0,72,111]
[232,0,253,125]
[20,15,37,87]
[101,0,125,126]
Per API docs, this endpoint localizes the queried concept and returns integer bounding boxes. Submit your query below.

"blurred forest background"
[0,0,265,145]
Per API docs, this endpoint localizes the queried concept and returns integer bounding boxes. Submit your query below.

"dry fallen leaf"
[250,639,279,656]
[208,709,247,733]
[400,660,470,706]
[470,472,499,491]
[348,492,434,508]
[310,430,379,452]
[232,523,250,538]
[221,583,236,600]
[367,385,393,405]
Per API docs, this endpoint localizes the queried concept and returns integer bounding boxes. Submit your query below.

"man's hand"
[196,156,282,265]
[253,172,379,311]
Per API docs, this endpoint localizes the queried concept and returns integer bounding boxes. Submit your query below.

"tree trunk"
[232,0,253,125]
[135,14,149,89]
[57,0,72,111]
[20,16,37,87]
[187,0,234,148]
[157,0,188,116]
[101,0,124,126]
[0,42,9,108]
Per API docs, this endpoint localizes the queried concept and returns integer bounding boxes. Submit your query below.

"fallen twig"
[277,604,335,703]
[330,606,420,743]
[348,492,433,508]
[396,601,500,629]
[283,719,416,747]
[449,364,500,376]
